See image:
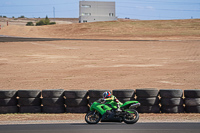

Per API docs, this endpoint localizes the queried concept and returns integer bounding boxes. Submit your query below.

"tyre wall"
[18,90,41,113]
[64,90,89,113]
[184,90,200,113]
[112,89,135,103]
[0,89,199,113]
[42,89,65,113]
[0,90,18,113]
[136,88,160,113]
[160,89,184,113]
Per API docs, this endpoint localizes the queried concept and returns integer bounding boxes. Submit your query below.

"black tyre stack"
[0,90,18,113]
[42,89,65,113]
[88,90,111,105]
[65,90,89,113]
[160,89,184,113]
[112,89,135,103]
[136,88,160,113]
[184,90,200,113]
[18,90,41,113]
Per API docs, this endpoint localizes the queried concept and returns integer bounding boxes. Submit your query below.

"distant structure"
[79,1,117,23]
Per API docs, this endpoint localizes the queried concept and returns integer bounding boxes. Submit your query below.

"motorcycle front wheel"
[85,111,101,124]
[123,109,139,124]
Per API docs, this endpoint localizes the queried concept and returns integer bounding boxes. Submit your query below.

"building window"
[109,13,114,17]
[81,5,91,8]
[82,13,91,16]
[83,20,87,23]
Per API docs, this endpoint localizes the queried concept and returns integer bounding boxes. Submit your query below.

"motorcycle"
[85,98,140,124]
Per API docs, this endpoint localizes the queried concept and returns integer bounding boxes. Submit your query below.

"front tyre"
[123,109,139,124]
[85,111,101,124]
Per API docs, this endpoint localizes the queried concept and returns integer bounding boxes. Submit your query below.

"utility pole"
[53,7,55,22]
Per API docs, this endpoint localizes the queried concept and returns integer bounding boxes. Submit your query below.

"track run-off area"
[0,36,200,90]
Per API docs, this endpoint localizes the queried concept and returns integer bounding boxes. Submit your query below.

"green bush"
[36,16,56,26]
[18,15,25,18]
[26,22,34,26]
[44,16,50,24]
[36,16,49,26]
[49,22,56,25]
[36,19,45,26]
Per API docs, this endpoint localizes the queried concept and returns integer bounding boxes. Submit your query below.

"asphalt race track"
[2,36,200,43]
[0,36,65,42]
[0,123,199,133]
[0,36,160,42]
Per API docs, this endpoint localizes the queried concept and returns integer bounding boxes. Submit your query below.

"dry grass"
[0,18,200,40]
[0,18,200,123]
[55,19,200,38]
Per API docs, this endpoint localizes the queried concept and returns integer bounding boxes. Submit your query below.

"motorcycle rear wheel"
[85,111,101,124]
[123,109,139,124]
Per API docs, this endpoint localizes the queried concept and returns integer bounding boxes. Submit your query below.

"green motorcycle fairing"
[90,100,139,115]
[120,101,139,108]
[90,101,112,115]
[121,101,140,113]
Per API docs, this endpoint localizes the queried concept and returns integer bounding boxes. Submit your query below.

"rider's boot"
[116,104,122,112]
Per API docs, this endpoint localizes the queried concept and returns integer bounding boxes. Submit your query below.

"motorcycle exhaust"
[129,103,141,109]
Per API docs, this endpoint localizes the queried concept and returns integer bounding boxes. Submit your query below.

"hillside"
[0,18,200,90]
[0,18,200,40]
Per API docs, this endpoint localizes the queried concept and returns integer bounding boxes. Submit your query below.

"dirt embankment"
[0,40,199,90]
[0,18,200,40]
[0,18,200,123]
[0,18,200,90]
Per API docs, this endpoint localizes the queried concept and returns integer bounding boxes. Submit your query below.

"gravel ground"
[0,113,199,125]
[0,19,200,125]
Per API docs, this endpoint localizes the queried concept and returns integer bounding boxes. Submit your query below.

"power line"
[117,6,200,12]
[0,9,77,15]
[0,2,77,8]
[1,1,199,19]
[117,1,200,5]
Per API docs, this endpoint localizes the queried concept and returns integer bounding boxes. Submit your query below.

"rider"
[103,91,122,112]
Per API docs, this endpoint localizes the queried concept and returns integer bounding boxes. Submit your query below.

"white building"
[79,1,117,23]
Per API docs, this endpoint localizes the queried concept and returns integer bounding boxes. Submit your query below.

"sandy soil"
[0,40,199,90]
[1,18,200,40]
[0,113,199,125]
[0,18,200,123]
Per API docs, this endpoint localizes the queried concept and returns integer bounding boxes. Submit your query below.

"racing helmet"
[103,91,111,98]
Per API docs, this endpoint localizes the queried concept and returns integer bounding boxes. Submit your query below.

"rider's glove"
[101,98,106,102]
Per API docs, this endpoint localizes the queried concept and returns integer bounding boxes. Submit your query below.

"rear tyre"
[85,111,101,124]
[123,109,139,124]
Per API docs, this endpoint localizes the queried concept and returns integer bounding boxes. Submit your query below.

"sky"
[0,0,200,20]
